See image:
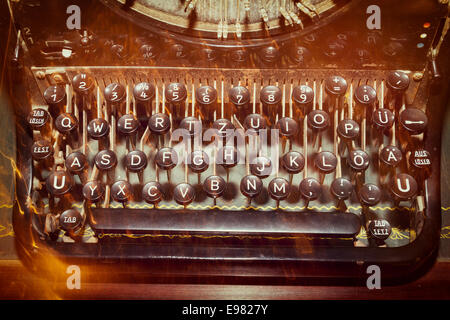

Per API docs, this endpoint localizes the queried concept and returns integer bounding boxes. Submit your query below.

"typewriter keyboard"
[28,67,430,248]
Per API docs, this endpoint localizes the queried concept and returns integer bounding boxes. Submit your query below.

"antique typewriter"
[6,0,450,283]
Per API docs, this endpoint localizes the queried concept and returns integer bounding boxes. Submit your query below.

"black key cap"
[354,85,377,107]
[203,175,226,199]
[229,86,250,120]
[173,183,195,206]
[196,85,217,122]
[390,173,418,201]
[307,110,330,131]
[188,150,209,173]
[281,151,305,174]
[240,175,263,199]
[359,183,382,206]
[133,82,155,104]
[31,139,53,161]
[59,208,83,233]
[111,180,133,203]
[94,149,117,171]
[260,85,282,119]
[386,71,410,95]
[299,177,321,201]
[72,73,94,96]
[126,150,148,173]
[142,181,164,204]
[46,170,74,197]
[250,156,272,178]
[148,113,171,135]
[372,108,394,131]
[217,146,239,169]
[325,75,347,97]
[347,149,370,172]
[87,118,109,140]
[55,113,78,134]
[367,219,392,241]
[399,108,428,135]
[268,177,290,202]
[104,82,126,106]
[276,117,299,137]
[330,177,353,200]
[44,85,66,111]
[380,145,403,167]
[82,180,105,202]
[292,84,314,114]
[244,114,266,133]
[315,151,337,174]
[27,108,50,131]
[65,151,87,174]
[155,147,178,170]
[117,114,139,136]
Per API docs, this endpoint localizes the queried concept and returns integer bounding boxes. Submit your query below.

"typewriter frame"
[10,63,445,285]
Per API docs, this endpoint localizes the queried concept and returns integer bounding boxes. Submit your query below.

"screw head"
[413,72,423,81]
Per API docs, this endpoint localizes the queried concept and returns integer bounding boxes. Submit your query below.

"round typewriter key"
[240,175,263,198]
[133,82,155,102]
[380,145,403,167]
[59,209,83,232]
[212,118,235,140]
[142,181,163,204]
[367,219,392,241]
[268,177,290,201]
[104,82,126,104]
[65,151,87,174]
[179,117,202,137]
[55,113,78,134]
[196,85,217,106]
[409,149,432,180]
[259,45,280,65]
[111,180,133,203]
[250,156,272,178]
[372,108,395,130]
[260,85,282,120]
[347,149,370,172]
[188,150,209,173]
[325,76,347,97]
[292,85,314,112]
[229,86,250,107]
[307,110,330,131]
[276,117,299,137]
[337,119,360,140]
[87,118,109,139]
[126,150,148,172]
[165,82,187,104]
[196,85,217,122]
[359,183,382,206]
[199,47,218,64]
[203,175,226,199]
[390,173,418,201]
[217,146,239,168]
[117,114,139,135]
[31,139,53,161]
[46,170,74,197]
[386,71,410,94]
[289,45,311,65]
[169,43,188,59]
[229,48,249,65]
[243,114,266,133]
[148,113,171,135]
[155,147,178,170]
[173,183,195,206]
[299,177,322,201]
[44,85,66,106]
[315,151,337,174]
[27,108,50,131]
[330,178,353,200]
[399,108,428,135]
[354,85,377,107]
[94,149,117,171]
[72,73,94,95]
[82,181,105,202]
[281,151,305,174]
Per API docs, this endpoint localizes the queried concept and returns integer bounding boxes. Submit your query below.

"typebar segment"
[89,209,361,237]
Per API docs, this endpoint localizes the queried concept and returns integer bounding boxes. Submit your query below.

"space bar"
[89,209,361,237]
